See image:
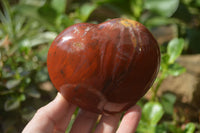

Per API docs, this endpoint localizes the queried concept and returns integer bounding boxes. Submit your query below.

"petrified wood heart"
[47,18,160,114]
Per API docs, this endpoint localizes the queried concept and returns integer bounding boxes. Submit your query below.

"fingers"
[23,93,141,133]
[70,110,122,133]
[94,113,121,133]
[22,93,77,133]
[70,110,99,133]
[116,105,141,133]
[70,105,141,133]
[43,93,77,132]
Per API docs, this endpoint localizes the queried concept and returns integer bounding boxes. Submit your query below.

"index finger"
[116,105,141,133]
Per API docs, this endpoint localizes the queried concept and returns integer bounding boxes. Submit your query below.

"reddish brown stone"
[47,18,160,114]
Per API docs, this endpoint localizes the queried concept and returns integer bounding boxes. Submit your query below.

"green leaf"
[19,0,45,6]
[15,4,56,31]
[167,63,186,76]
[145,17,174,27]
[160,54,169,69]
[6,79,21,89]
[142,102,164,125]
[0,0,15,40]
[22,109,36,121]
[196,0,200,7]
[38,3,58,24]
[130,0,143,18]
[51,0,67,14]
[18,94,26,101]
[155,123,169,133]
[184,123,195,133]
[186,28,200,54]
[35,68,49,82]
[79,3,97,22]
[160,93,176,114]
[172,3,192,23]
[15,4,39,20]
[137,120,154,133]
[66,114,76,132]
[4,97,20,111]
[55,14,74,32]
[168,124,184,133]
[93,0,123,4]
[167,38,184,64]
[19,39,31,54]
[144,0,179,17]
[30,32,57,47]
[26,87,41,98]
[137,102,164,133]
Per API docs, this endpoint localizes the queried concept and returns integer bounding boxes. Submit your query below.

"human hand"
[22,93,141,133]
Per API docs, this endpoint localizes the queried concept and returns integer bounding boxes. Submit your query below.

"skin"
[22,93,141,133]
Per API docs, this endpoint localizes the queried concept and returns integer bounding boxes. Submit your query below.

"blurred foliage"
[0,0,200,132]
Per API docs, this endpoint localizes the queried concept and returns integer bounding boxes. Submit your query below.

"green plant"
[152,38,185,101]
[0,0,57,132]
[135,38,197,133]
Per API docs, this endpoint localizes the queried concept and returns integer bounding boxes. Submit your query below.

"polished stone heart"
[47,18,160,114]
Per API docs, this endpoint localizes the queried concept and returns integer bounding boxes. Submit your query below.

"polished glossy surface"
[47,18,160,114]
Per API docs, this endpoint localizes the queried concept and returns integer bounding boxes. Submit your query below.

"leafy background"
[0,0,200,132]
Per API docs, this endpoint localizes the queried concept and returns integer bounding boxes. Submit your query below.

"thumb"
[22,93,77,133]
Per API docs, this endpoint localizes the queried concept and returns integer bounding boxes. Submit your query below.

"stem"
[152,70,166,101]
[0,90,14,95]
